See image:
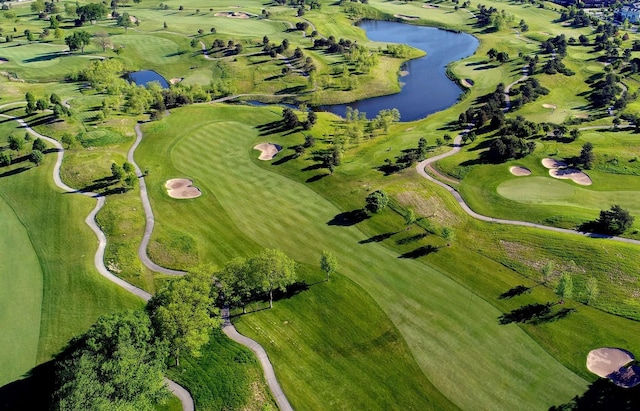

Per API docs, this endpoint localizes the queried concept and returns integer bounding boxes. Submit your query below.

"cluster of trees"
[111,161,137,189]
[559,7,594,27]
[594,205,635,235]
[313,36,355,54]
[282,107,317,130]
[75,2,109,26]
[486,48,509,64]
[1,133,47,167]
[459,84,505,130]
[65,30,91,53]
[217,249,297,311]
[475,5,513,30]
[211,38,243,55]
[541,34,568,57]
[487,134,536,162]
[509,77,549,109]
[590,73,621,108]
[380,137,431,174]
[25,91,69,117]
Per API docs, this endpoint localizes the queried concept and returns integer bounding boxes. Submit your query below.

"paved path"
[221,308,293,411]
[0,103,193,410]
[131,124,186,276]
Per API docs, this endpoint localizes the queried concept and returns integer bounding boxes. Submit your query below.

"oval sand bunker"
[165,179,201,199]
[510,166,531,176]
[587,348,640,388]
[549,168,592,185]
[254,143,282,160]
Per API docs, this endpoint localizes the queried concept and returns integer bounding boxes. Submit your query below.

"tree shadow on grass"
[359,231,396,244]
[498,285,532,299]
[306,173,329,183]
[271,154,295,165]
[395,233,428,245]
[274,281,309,301]
[0,166,30,178]
[499,303,576,325]
[327,209,370,226]
[550,378,640,410]
[398,245,439,259]
[0,360,56,410]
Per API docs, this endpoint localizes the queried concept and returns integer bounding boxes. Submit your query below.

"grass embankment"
[166,329,276,411]
[0,118,142,386]
[137,104,587,410]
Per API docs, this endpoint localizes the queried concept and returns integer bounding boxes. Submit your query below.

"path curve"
[131,124,186,276]
[416,95,640,247]
[0,103,193,411]
[221,308,293,411]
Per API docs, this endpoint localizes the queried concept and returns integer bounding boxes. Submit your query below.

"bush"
[365,190,389,214]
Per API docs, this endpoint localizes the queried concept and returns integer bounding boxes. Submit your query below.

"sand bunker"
[215,11,250,18]
[0,58,7,64]
[395,14,420,20]
[542,158,567,169]
[422,4,439,8]
[460,78,474,88]
[169,77,183,84]
[510,166,531,176]
[165,179,201,199]
[587,348,640,388]
[254,143,282,160]
[549,168,592,185]
[542,103,557,109]
[574,114,589,119]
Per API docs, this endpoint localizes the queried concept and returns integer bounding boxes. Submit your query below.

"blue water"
[323,20,479,122]
[126,70,170,89]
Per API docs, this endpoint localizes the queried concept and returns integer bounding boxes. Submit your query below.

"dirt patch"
[422,4,439,8]
[165,178,201,199]
[542,158,567,169]
[587,348,640,388]
[169,77,183,84]
[394,14,420,20]
[254,143,282,160]
[510,166,531,176]
[542,103,557,109]
[574,114,589,119]
[549,168,592,185]
[215,11,251,18]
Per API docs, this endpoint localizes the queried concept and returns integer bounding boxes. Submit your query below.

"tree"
[487,48,497,60]
[117,12,133,32]
[496,51,509,64]
[579,141,594,169]
[404,208,416,226]
[123,161,134,173]
[65,31,91,53]
[365,190,389,214]
[76,3,108,25]
[282,107,299,129]
[32,137,46,152]
[8,135,24,152]
[29,150,44,166]
[94,31,111,52]
[320,250,338,282]
[585,277,599,305]
[111,163,124,180]
[0,151,11,167]
[36,98,48,111]
[53,311,169,411]
[61,133,75,149]
[556,273,573,300]
[596,205,635,235]
[541,261,554,284]
[249,249,297,309]
[216,258,257,314]
[441,227,455,246]
[147,270,219,366]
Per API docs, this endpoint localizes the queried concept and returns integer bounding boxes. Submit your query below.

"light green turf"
[0,196,42,386]
[138,105,587,410]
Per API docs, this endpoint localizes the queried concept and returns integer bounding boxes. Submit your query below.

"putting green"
[0,196,43,386]
[141,106,587,409]
[497,176,640,214]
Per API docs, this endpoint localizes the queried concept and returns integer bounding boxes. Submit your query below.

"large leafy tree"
[148,270,220,366]
[596,204,635,235]
[65,31,91,53]
[53,311,169,411]
[249,249,297,309]
[216,258,257,313]
[365,189,389,214]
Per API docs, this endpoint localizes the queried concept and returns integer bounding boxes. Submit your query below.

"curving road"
[131,124,186,276]
[0,103,193,410]
[416,72,640,246]
[221,308,293,411]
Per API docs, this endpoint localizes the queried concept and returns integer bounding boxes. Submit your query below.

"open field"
[137,105,588,409]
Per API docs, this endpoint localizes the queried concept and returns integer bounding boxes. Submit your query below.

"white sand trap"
[165,179,201,199]
[587,348,640,388]
[542,103,557,109]
[574,114,589,119]
[254,143,282,160]
[215,11,250,18]
[422,4,439,8]
[169,77,183,84]
[542,158,567,169]
[0,58,7,64]
[549,168,592,185]
[510,166,531,176]
[394,14,420,20]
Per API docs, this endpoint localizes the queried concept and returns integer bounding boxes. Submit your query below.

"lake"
[126,70,170,89]
[323,20,479,122]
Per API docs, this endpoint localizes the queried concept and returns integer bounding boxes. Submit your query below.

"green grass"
[137,104,587,410]
[0,117,142,383]
[0,195,42,387]
[166,329,276,411]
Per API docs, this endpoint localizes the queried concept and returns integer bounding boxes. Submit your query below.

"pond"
[323,20,479,122]
[126,70,170,89]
